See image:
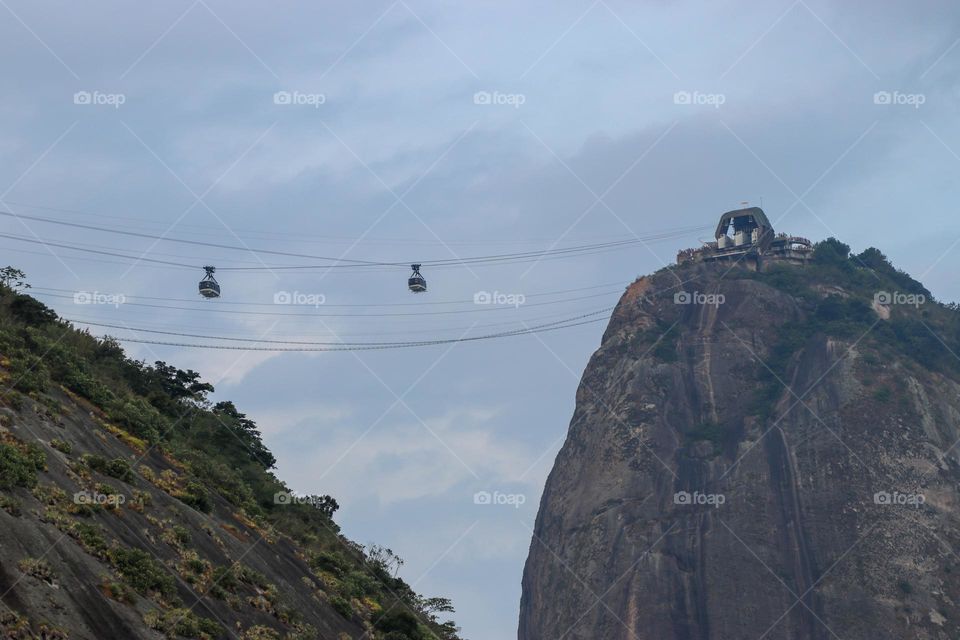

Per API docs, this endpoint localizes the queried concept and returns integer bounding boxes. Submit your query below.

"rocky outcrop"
[0,388,365,640]
[519,261,960,640]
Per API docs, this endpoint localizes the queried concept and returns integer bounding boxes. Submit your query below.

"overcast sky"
[2,2,960,638]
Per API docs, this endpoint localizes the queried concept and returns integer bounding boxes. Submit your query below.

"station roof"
[715,207,773,238]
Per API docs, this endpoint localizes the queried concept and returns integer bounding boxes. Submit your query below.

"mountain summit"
[520,235,960,639]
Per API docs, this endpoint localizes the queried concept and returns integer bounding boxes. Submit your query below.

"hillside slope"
[519,241,960,639]
[0,274,461,640]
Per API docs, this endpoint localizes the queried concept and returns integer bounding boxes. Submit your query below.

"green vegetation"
[376,610,434,640]
[110,548,177,599]
[31,483,67,506]
[0,270,463,639]
[0,609,68,640]
[49,438,72,454]
[722,239,960,419]
[0,495,22,516]
[100,575,137,603]
[0,440,44,489]
[309,550,350,576]
[171,524,191,545]
[873,386,892,403]
[144,608,222,640]
[684,423,727,456]
[175,480,211,512]
[67,521,110,558]
[18,557,55,585]
[209,565,240,599]
[644,319,680,362]
[329,595,353,619]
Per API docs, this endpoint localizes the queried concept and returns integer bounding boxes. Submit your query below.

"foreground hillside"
[0,272,460,640]
[520,240,960,639]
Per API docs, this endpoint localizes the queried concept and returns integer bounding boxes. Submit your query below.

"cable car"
[408,264,426,293]
[198,266,221,298]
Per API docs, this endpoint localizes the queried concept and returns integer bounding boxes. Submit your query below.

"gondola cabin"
[199,266,221,298]
[408,264,427,293]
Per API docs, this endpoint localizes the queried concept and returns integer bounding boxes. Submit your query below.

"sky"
[2,1,960,638]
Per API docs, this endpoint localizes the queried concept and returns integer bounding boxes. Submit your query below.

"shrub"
[0,390,23,411]
[7,352,49,394]
[239,627,280,640]
[813,237,851,266]
[8,294,57,325]
[69,522,109,558]
[129,489,152,512]
[110,548,176,599]
[31,484,67,505]
[104,458,133,483]
[144,608,221,640]
[62,368,114,407]
[176,481,211,513]
[286,623,319,640]
[236,565,269,590]
[211,565,240,595]
[84,455,133,483]
[18,557,55,585]
[341,571,377,598]
[0,443,39,489]
[684,423,726,456]
[50,439,72,454]
[375,611,427,639]
[644,322,678,363]
[171,525,191,545]
[107,397,166,444]
[309,551,349,577]
[874,386,892,403]
[329,595,353,619]
[0,495,22,516]
[83,454,108,473]
[100,576,136,603]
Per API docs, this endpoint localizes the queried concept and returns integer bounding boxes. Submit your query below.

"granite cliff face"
[520,250,960,640]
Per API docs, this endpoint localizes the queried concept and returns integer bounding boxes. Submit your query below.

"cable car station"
[677,206,812,270]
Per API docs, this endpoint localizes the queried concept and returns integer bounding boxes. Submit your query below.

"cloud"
[278,405,542,505]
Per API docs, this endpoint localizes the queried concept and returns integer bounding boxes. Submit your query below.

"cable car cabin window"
[199,280,220,298]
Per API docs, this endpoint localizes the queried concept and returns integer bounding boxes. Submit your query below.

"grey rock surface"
[519,263,960,640]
